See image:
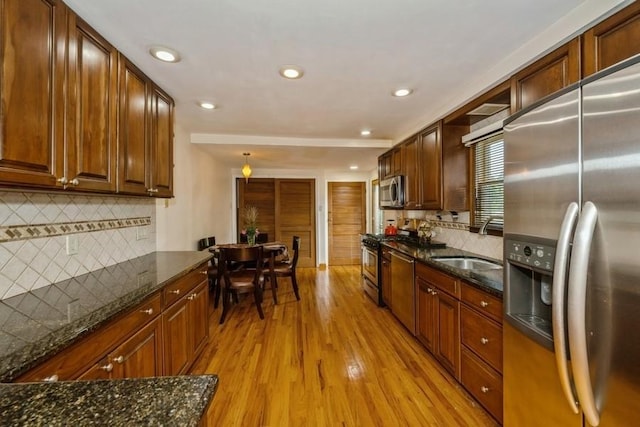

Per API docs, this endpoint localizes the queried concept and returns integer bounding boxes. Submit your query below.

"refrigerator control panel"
[506,239,555,272]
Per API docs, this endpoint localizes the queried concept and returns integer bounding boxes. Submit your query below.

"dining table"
[209,241,288,305]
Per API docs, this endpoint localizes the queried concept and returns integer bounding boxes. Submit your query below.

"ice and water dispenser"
[504,236,557,350]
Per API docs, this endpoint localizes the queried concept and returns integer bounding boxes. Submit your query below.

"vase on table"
[247,231,256,246]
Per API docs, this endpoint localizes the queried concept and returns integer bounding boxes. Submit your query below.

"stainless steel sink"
[432,257,502,270]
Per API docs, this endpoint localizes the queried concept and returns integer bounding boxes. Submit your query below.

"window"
[473,132,504,231]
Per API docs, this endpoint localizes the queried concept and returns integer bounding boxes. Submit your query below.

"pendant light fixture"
[242,153,252,182]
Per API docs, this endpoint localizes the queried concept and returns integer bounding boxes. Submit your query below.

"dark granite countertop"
[381,242,503,298]
[0,251,213,382]
[0,374,218,426]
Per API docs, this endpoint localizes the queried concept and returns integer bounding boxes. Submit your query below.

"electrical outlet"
[136,226,149,240]
[66,235,79,255]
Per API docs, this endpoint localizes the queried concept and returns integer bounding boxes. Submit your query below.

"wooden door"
[0,0,66,188]
[118,55,150,195]
[188,280,209,360]
[149,85,174,197]
[163,297,191,376]
[402,137,419,209]
[111,317,163,378]
[436,290,460,378]
[237,178,276,241]
[328,182,365,265]
[66,13,117,192]
[419,124,443,210]
[276,179,316,268]
[416,277,436,353]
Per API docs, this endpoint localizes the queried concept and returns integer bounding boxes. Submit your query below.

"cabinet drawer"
[17,293,161,382]
[461,305,503,373]
[461,283,502,323]
[461,347,503,424]
[416,262,459,298]
[163,263,208,307]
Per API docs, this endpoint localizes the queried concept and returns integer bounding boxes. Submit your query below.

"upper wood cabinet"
[441,125,469,211]
[583,2,640,77]
[118,56,174,197]
[402,123,443,210]
[511,37,580,112]
[0,0,66,188]
[378,147,401,181]
[66,13,118,192]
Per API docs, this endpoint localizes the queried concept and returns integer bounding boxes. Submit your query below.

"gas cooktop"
[362,233,446,249]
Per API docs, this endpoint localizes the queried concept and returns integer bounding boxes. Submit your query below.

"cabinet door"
[392,147,402,176]
[111,317,163,378]
[402,136,419,208]
[118,55,150,195]
[381,256,391,307]
[435,290,460,378]
[163,297,191,376]
[0,0,66,188]
[416,277,436,353]
[188,280,209,360]
[149,85,173,197]
[418,124,442,210]
[66,13,117,192]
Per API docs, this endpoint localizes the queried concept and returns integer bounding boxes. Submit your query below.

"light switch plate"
[66,235,79,255]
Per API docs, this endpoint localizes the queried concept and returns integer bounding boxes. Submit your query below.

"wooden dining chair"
[270,236,301,301]
[197,236,221,308]
[219,245,266,323]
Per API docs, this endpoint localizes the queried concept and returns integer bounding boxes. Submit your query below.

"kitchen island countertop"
[0,374,218,426]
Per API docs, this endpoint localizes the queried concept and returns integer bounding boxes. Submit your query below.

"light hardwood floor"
[191,266,498,426]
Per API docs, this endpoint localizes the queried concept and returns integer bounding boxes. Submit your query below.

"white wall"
[155,119,234,251]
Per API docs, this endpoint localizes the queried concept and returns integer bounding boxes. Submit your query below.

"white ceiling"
[64,0,593,172]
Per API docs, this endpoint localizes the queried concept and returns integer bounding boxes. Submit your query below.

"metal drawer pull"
[481,337,489,345]
[140,308,153,315]
[170,289,181,295]
[481,386,490,393]
[101,363,113,372]
[480,300,489,307]
[187,294,196,300]
[113,356,124,364]
[199,271,208,275]
[43,374,59,382]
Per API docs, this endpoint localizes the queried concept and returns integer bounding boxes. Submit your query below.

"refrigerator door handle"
[568,201,600,426]
[552,202,580,414]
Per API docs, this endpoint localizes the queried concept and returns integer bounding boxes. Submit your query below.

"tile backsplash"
[0,192,155,300]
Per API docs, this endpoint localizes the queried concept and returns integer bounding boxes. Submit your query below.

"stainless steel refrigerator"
[503,55,640,426]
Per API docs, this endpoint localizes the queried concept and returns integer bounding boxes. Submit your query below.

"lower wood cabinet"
[415,263,460,379]
[381,247,392,307]
[16,262,209,383]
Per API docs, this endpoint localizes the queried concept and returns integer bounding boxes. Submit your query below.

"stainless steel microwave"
[380,175,404,208]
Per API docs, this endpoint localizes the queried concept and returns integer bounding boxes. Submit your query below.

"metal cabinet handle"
[480,337,489,345]
[187,294,196,300]
[101,363,113,372]
[481,386,490,393]
[70,178,79,186]
[170,289,180,295]
[199,271,208,275]
[553,202,580,415]
[147,188,159,194]
[43,374,59,382]
[480,300,489,307]
[140,308,153,315]
[113,356,124,364]
[57,177,68,185]
[568,201,600,426]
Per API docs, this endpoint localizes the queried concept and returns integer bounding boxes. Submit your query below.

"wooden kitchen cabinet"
[401,123,443,210]
[511,37,580,112]
[378,147,402,181]
[111,316,163,378]
[163,273,209,376]
[381,247,392,307]
[0,0,66,188]
[415,262,460,378]
[583,2,640,77]
[118,55,174,197]
[459,282,503,423]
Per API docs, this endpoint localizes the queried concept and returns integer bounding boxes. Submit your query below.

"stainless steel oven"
[361,235,384,306]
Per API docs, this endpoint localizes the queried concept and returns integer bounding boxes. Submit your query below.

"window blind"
[473,133,504,229]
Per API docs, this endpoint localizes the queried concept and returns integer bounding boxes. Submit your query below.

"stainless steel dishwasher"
[390,250,415,334]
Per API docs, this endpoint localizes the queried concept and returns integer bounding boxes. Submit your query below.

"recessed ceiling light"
[149,46,181,63]
[360,130,371,136]
[392,88,413,97]
[279,66,304,79]
[200,102,216,110]
[350,165,359,170]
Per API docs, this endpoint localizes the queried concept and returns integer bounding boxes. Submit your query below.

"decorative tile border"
[0,217,151,243]
[430,220,470,231]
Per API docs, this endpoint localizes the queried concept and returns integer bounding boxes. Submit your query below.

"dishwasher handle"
[390,251,414,264]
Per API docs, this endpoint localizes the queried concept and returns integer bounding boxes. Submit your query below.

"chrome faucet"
[479,215,503,235]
